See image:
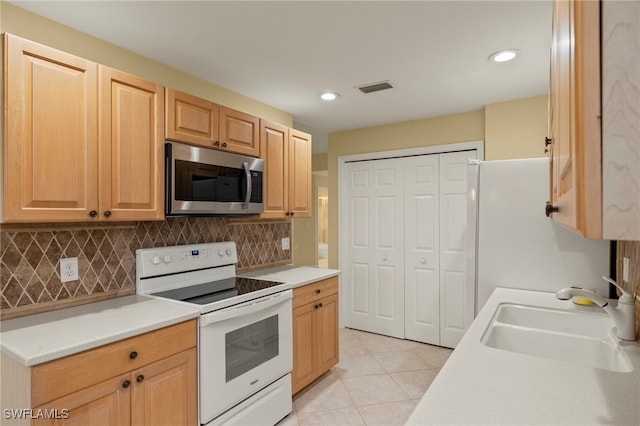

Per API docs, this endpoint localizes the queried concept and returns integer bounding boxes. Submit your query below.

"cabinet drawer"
[32,320,196,406]
[292,277,338,310]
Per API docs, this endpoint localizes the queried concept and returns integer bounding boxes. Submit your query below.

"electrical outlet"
[281,237,290,250]
[60,257,79,283]
[623,257,630,283]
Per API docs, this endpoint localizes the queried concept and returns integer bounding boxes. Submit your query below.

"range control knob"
[225,248,233,256]
[151,256,161,265]
[218,249,226,256]
[163,254,172,264]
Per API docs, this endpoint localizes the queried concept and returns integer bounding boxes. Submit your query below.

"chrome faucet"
[556,276,636,341]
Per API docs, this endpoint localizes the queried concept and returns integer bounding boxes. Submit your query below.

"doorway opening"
[317,186,328,268]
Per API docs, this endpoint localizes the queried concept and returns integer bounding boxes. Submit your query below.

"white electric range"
[136,241,292,426]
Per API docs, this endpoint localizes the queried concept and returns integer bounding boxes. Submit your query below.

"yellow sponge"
[572,296,594,306]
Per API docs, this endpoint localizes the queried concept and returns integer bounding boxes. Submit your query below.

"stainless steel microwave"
[165,141,264,216]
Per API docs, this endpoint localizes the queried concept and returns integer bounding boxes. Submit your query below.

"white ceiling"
[9,1,553,153]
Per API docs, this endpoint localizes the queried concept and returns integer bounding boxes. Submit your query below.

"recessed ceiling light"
[319,91,339,101]
[488,49,520,63]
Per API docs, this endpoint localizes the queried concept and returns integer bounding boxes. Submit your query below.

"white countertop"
[238,265,340,288]
[0,295,200,366]
[406,288,640,426]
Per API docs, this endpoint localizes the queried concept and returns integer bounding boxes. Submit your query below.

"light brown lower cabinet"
[292,277,339,395]
[3,320,197,426]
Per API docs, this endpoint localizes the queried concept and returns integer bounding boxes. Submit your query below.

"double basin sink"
[481,303,632,372]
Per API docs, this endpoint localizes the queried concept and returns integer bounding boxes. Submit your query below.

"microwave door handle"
[243,161,251,210]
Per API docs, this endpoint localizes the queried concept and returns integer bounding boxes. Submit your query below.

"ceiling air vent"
[357,80,394,94]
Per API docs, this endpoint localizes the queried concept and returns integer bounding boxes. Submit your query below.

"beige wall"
[485,95,548,160]
[312,154,329,172]
[1,3,292,126]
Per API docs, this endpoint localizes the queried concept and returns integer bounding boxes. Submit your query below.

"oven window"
[225,315,279,382]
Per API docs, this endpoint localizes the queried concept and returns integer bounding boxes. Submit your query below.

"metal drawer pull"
[136,375,145,383]
[122,380,131,388]
[129,351,138,360]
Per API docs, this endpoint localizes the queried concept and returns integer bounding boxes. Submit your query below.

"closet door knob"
[382,255,388,261]
[420,258,427,264]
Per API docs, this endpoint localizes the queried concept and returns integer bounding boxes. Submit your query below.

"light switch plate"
[622,257,630,283]
[281,237,290,250]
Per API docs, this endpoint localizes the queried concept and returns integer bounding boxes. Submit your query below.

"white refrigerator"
[467,158,611,315]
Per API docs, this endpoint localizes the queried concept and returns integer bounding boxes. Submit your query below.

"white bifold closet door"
[345,157,405,339]
[344,150,476,348]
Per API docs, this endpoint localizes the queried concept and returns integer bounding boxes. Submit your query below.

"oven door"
[199,289,292,424]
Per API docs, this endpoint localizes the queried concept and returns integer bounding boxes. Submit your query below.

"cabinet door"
[292,302,316,395]
[3,34,99,223]
[130,349,197,426]
[548,0,601,237]
[219,106,260,157]
[166,89,219,148]
[316,293,339,374]
[260,121,289,218]
[288,129,312,218]
[33,375,130,426]
[99,66,164,221]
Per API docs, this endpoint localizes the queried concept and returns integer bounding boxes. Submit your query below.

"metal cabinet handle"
[129,351,138,360]
[316,289,321,294]
[214,141,220,147]
[122,380,131,388]
[89,210,98,217]
[544,137,553,153]
[136,375,145,383]
[222,142,228,148]
[104,210,112,217]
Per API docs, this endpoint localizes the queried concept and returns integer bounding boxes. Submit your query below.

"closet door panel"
[439,151,477,348]
[404,155,440,344]
[345,159,404,338]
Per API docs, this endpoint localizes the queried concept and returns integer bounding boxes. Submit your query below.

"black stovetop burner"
[151,277,285,305]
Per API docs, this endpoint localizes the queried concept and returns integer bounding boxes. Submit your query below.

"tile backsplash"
[0,217,291,320]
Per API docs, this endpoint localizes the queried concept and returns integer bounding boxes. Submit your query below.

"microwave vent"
[357,80,394,94]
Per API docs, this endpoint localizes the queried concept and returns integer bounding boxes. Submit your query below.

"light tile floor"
[278,327,453,426]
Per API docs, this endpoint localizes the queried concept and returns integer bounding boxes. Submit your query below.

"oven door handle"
[242,161,251,210]
[200,290,292,327]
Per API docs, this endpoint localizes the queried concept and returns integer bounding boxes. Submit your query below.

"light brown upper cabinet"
[547,0,640,240]
[165,88,219,147]
[99,66,164,221]
[166,89,260,157]
[4,34,99,222]
[3,34,164,223]
[260,121,312,219]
